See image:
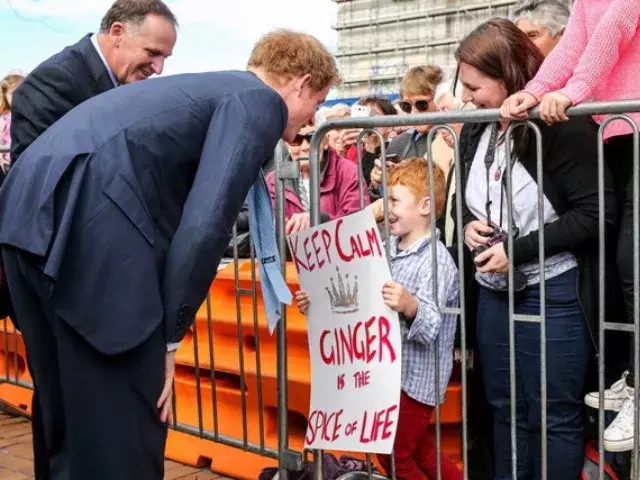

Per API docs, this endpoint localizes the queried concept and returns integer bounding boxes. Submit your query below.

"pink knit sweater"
[525,0,640,139]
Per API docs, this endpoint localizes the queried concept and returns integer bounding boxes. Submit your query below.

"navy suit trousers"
[2,246,167,480]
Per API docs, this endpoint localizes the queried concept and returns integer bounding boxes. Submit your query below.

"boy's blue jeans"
[476,268,591,480]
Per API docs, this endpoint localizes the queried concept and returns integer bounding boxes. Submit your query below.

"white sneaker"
[585,371,633,412]
[604,395,640,452]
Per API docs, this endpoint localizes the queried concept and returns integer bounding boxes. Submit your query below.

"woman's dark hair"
[357,95,397,116]
[454,18,544,158]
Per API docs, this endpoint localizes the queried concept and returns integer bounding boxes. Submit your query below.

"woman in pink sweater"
[501,0,640,454]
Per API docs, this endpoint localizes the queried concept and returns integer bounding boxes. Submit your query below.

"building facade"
[333,0,517,98]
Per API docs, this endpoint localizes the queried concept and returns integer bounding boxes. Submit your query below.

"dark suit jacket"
[368,129,431,201]
[10,34,115,163]
[0,71,287,355]
[386,129,431,159]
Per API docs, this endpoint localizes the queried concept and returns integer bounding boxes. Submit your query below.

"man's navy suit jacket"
[0,71,287,355]
[10,34,115,164]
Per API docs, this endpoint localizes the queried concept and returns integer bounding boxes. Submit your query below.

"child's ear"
[419,197,431,216]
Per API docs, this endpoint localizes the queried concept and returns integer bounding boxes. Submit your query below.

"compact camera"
[472,224,513,260]
[473,223,527,292]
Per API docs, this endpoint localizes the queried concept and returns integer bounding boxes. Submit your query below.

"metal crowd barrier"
[1,100,640,480]
[309,99,640,480]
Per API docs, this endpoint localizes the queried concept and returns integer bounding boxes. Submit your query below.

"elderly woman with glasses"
[265,121,369,234]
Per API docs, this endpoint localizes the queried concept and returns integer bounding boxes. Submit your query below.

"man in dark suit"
[9,0,177,163]
[4,2,176,477]
[0,30,339,479]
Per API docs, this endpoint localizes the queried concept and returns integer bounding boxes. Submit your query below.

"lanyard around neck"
[483,123,517,232]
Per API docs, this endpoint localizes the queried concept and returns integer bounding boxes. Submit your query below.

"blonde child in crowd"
[296,158,462,480]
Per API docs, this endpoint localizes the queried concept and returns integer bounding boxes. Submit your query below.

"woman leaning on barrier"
[456,19,618,479]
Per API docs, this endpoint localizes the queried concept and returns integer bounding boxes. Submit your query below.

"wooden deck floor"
[0,411,230,480]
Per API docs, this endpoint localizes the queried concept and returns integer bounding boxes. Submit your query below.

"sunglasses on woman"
[397,99,432,114]
[288,132,315,146]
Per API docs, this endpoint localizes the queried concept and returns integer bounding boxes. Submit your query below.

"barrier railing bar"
[633,122,640,480]
[332,129,396,480]
[355,131,366,211]
[505,125,518,480]
[512,315,543,324]
[204,294,220,439]
[275,141,293,480]
[427,126,446,480]
[501,120,549,478]
[191,314,205,437]
[335,473,388,480]
[11,330,18,384]
[232,225,250,447]
[250,238,267,451]
[354,133,383,480]
[602,323,637,333]
[0,379,32,389]
[2,319,9,381]
[365,453,374,480]
[530,120,548,480]
[173,422,280,458]
[449,123,470,480]
[171,373,178,428]
[597,119,608,480]
[312,101,640,134]
[597,114,640,479]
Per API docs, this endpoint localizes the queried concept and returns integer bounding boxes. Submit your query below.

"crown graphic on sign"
[325,267,359,315]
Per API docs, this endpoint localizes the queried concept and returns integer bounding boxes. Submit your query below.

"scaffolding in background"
[332,0,516,97]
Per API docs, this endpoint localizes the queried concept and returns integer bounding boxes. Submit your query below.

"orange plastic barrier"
[0,321,32,415]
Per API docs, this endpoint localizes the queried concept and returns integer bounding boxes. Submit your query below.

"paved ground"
[0,411,229,480]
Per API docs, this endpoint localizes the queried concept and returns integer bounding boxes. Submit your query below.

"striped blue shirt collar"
[389,230,439,258]
[90,34,119,88]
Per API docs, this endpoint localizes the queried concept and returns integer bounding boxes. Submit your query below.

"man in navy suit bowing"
[0,30,339,479]
[4,2,176,476]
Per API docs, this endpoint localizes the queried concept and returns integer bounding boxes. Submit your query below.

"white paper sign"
[287,206,402,454]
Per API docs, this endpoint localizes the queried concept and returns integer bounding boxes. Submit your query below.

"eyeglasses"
[288,132,315,146]
[397,99,432,114]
